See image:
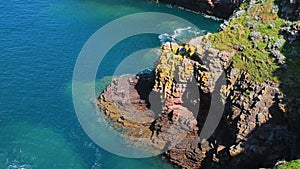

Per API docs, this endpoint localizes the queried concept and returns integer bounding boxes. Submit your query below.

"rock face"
[282,22,300,44]
[155,0,300,20]
[156,0,242,19]
[98,43,212,157]
[97,38,300,168]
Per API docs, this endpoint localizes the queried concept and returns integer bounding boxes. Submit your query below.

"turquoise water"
[0,0,221,168]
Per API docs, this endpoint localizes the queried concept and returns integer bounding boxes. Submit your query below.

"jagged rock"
[229,143,243,157]
[273,39,286,49]
[249,32,261,41]
[253,43,258,49]
[282,22,300,43]
[269,23,276,29]
[246,21,259,29]
[170,110,180,122]
[235,10,246,17]
[271,50,286,65]
[217,145,226,153]
[267,43,272,50]
[231,24,239,30]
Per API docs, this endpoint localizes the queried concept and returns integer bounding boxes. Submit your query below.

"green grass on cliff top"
[277,159,300,169]
[209,0,300,96]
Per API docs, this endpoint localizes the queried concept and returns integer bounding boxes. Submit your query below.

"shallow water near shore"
[0,0,221,168]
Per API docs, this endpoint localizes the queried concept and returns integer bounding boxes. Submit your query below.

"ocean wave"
[202,14,223,21]
[158,27,206,44]
[137,68,154,75]
[5,148,34,169]
[7,161,33,169]
[165,4,173,8]
[91,148,103,169]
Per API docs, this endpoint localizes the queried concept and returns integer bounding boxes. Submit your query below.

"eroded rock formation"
[97,43,212,157]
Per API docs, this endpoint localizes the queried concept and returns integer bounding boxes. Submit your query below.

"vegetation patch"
[277,159,300,169]
[209,0,300,96]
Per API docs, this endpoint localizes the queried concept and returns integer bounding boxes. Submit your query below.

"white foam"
[158,27,205,44]
[202,14,223,21]
[91,148,103,169]
[7,161,33,169]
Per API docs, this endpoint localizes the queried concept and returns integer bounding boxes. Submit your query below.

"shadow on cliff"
[199,41,300,168]
[199,86,297,168]
[131,41,300,168]
[275,0,300,21]
[134,72,164,116]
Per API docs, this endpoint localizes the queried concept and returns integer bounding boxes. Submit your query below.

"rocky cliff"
[155,0,242,19]
[153,0,300,20]
[96,0,300,168]
[97,40,299,169]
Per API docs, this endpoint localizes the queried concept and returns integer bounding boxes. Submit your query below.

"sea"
[0,0,221,168]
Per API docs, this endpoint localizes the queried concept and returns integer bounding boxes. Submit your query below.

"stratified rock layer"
[98,43,211,158]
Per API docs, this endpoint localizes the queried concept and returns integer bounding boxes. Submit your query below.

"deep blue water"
[0,0,221,168]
